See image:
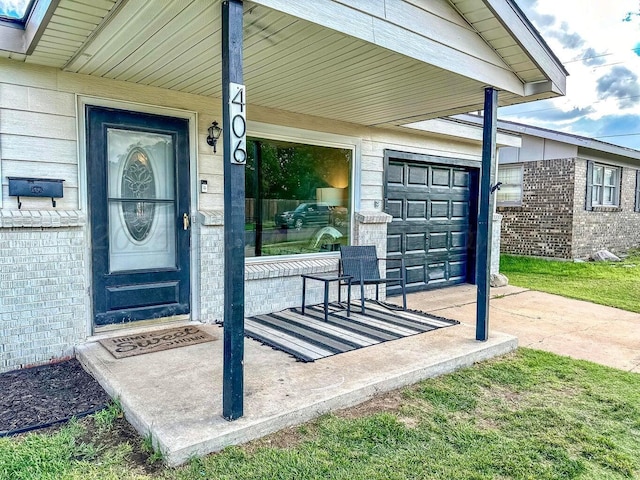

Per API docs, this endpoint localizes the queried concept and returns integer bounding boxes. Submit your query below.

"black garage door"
[385,155,478,294]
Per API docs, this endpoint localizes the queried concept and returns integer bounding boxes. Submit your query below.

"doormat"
[98,326,215,359]
[245,300,459,362]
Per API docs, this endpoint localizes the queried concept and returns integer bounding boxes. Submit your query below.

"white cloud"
[504,0,640,148]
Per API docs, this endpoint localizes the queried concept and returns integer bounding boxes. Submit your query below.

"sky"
[503,0,640,150]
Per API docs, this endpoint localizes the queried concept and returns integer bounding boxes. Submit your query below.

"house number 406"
[229,82,246,164]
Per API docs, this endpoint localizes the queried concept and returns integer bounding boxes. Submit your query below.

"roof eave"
[453,114,640,161]
[483,0,568,96]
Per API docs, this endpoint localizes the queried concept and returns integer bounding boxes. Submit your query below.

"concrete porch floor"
[76,286,519,466]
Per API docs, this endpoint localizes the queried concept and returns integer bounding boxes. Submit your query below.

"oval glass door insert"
[121,148,156,242]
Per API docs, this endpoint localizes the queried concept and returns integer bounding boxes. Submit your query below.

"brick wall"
[491,213,502,274]
[572,158,640,258]
[0,222,87,373]
[198,211,225,322]
[498,158,575,259]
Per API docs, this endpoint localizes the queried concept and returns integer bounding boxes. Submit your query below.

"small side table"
[301,273,352,322]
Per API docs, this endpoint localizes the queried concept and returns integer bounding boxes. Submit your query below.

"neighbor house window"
[496,165,523,205]
[635,170,640,212]
[245,137,352,257]
[586,161,620,209]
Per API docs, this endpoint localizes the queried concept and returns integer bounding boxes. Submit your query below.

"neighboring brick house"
[491,121,640,259]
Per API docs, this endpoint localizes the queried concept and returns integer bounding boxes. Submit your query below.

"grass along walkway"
[500,251,640,313]
[2,349,639,479]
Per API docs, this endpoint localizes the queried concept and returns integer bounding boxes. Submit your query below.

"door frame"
[383,149,480,290]
[77,96,199,334]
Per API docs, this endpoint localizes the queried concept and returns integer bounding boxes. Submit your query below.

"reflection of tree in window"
[247,140,350,200]
[245,137,352,257]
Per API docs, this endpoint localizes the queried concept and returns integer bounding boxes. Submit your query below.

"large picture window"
[245,136,352,257]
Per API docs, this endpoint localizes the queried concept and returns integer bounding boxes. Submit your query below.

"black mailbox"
[8,177,65,209]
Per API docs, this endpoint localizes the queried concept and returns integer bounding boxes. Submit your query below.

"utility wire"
[562,46,640,65]
[594,132,640,138]
[500,94,640,116]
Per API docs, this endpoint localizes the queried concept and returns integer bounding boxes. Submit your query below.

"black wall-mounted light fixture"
[206,121,223,153]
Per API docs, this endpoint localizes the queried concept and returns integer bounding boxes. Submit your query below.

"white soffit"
[1,0,567,127]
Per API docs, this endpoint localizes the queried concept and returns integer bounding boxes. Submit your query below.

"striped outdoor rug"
[245,301,459,362]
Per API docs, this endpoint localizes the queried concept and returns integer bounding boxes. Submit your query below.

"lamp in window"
[316,187,346,206]
[206,121,222,153]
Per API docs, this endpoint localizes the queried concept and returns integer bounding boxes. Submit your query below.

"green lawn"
[2,349,639,479]
[500,251,640,313]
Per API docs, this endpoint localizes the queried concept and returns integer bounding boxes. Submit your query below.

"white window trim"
[496,164,523,206]
[246,121,361,263]
[590,163,620,208]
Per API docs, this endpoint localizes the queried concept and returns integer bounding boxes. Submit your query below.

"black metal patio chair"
[339,245,407,314]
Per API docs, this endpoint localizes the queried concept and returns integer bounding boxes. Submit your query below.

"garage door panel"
[427,262,446,282]
[449,261,467,281]
[387,234,402,254]
[430,201,449,219]
[385,266,403,281]
[406,264,427,287]
[387,163,405,185]
[387,199,403,219]
[390,223,428,235]
[431,168,451,186]
[408,165,429,186]
[453,170,469,187]
[406,233,427,253]
[428,231,448,252]
[451,231,468,248]
[452,201,469,218]
[407,200,427,219]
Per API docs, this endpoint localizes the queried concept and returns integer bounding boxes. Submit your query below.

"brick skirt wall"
[0,227,87,373]
[498,158,575,259]
[0,210,391,371]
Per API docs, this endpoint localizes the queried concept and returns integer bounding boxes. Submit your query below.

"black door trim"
[87,105,191,326]
[384,150,482,169]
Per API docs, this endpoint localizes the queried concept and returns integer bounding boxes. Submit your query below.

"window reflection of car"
[274,203,331,230]
[330,206,348,227]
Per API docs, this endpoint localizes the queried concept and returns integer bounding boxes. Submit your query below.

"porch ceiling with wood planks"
[0,0,567,127]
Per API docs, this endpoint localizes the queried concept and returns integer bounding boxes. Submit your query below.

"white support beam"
[403,118,522,148]
[250,0,527,95]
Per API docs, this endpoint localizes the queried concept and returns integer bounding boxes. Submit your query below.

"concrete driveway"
[405,284,640,373]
